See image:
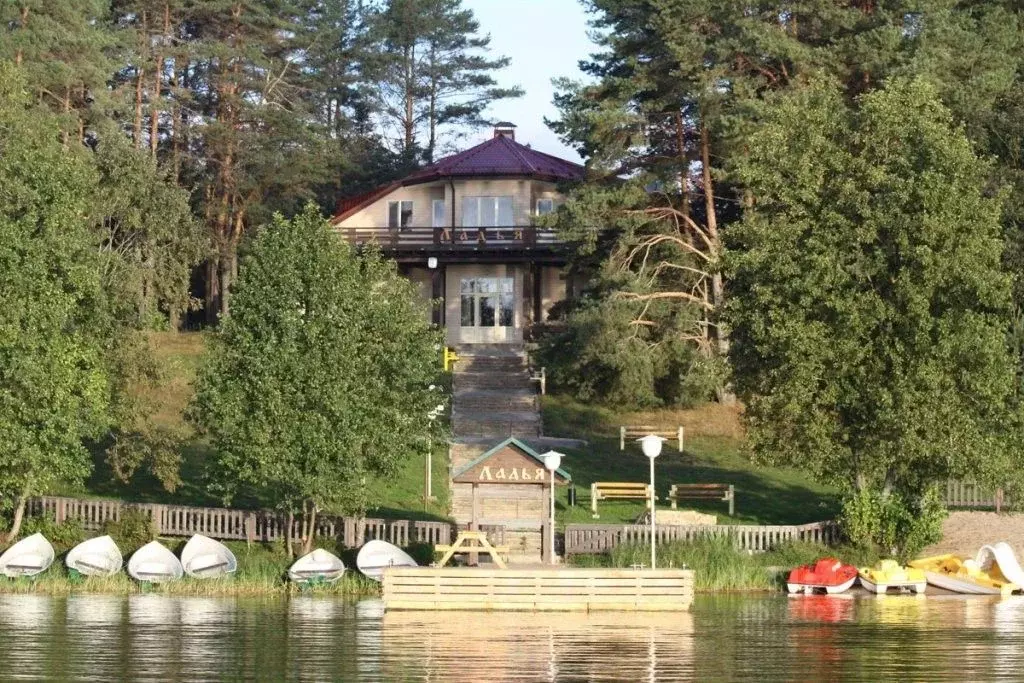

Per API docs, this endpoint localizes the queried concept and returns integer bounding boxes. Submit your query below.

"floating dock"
[382,567,694,611]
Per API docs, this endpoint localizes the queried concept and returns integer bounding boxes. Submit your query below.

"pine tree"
[363,0,522,163]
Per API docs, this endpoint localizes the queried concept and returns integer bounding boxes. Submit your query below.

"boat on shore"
[787,558,858,595]
[858,560,926,594]
[0,533,55,578]
[909,554,1020,595]
[288,549,345,583]
[66,536,122,577]
[975,543,1024,588]
[180,535,237,579]
[356,540,417,582]
[127,541,183,583]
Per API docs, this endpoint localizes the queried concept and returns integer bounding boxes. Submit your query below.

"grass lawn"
[543,395,840,527]
[67,332,451,522]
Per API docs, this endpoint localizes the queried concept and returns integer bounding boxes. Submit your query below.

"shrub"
[102,509,157,554]
[20,514,86,551]
[839,486,946,562]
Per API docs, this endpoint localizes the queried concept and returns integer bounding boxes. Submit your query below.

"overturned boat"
[127,541,183,583]
[0,533,55,578]
[65,535,123,577]
[858,559,927,594]
[288,549,345,584]
[180,535,237,579]
[787,558,858,595]
[909,554,1020,595]
[356,540,418,582]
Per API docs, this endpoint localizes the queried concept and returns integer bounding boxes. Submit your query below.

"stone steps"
[454,372,533,391]
[452,410,542,438]
[452,389,537,412]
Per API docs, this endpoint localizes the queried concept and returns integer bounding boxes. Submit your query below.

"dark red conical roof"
[333,135,585,223]
[405,135,585,183]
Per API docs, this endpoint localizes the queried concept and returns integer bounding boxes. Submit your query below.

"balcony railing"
[339,225,563,250]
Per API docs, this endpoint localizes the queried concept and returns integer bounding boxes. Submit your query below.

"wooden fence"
[944,481,1010,512]
[564,521,841,556]
[28,496,452,548]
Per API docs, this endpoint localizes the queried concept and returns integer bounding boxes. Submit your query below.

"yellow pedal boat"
[858,560,926,594]
[908,554,1020,596]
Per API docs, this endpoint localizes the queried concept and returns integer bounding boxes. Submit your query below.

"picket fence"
[564,521,841,556]
[944,481,1010,513]
[27,496,453,548]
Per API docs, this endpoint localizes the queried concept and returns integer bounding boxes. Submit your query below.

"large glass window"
[388,200,413,228]
[432,199,446,228]
[462,196,514,227]
[460,277,514,328]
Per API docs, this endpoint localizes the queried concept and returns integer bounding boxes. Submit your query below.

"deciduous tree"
[189,206,442,555]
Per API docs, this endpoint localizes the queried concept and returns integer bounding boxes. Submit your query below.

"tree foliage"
[189,206,443,553]
[727,78,1018,548]
[0,68,113,541]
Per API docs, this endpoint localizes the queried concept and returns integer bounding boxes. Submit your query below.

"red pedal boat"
[787,558,858,595]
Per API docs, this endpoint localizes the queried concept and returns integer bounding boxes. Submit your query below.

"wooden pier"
[382,567,694,611]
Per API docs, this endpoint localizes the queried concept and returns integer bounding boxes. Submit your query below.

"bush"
[102,509,157,554]
[537,298,718,408]
[839,486,946,562]
[20,514,86,552]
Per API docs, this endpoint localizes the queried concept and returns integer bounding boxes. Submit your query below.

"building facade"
[331,123,583,347]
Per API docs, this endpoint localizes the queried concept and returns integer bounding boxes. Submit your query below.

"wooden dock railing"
[564,521,841,556]
[27,496,453,548]
[944,481,1010,513]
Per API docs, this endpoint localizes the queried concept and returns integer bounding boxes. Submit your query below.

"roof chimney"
[493,122,517,141]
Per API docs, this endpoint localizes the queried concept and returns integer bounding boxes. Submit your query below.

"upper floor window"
[536,198,554,216]
[462,196,513,227]
[432,199,446,228]
[388,200,414,228]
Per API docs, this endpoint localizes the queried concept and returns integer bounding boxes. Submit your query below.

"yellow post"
[443,346,460,372]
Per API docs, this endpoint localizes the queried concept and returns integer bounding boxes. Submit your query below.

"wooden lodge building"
[331,123,583,346]
[332,124,583,562]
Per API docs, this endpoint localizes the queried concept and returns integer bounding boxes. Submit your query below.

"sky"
[461,0,599,162]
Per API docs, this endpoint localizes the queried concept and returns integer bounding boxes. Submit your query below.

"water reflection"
[0,593,1022,681]
[377,610,695,681]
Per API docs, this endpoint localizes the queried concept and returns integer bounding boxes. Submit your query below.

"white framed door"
[447,266,521,344]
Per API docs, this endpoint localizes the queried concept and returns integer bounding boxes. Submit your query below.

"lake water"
[0,592,1022,681]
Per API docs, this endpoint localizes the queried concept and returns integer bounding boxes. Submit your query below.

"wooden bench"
[669,484,735,516]
[620,425,684,453]
[591,482,655,518]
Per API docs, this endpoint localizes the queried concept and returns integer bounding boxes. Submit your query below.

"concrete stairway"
[451,346,541,439]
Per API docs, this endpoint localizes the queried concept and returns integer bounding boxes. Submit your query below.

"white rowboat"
[0,533,55,578]
[356,540,417,582]
[65,536,123,577]
[288,549,345,583]
[127,541,183,583]
[180,535,237,579]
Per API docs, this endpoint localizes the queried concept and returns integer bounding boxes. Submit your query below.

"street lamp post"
[426,396,445,504]
[637,435,665,569]
[542,450,564,565]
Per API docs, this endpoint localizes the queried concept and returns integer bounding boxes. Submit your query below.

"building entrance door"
[459,276,514,343]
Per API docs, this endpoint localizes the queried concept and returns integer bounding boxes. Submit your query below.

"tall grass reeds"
[573,533,881,592]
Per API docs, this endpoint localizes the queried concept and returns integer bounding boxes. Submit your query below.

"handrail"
[336,225,564,250]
